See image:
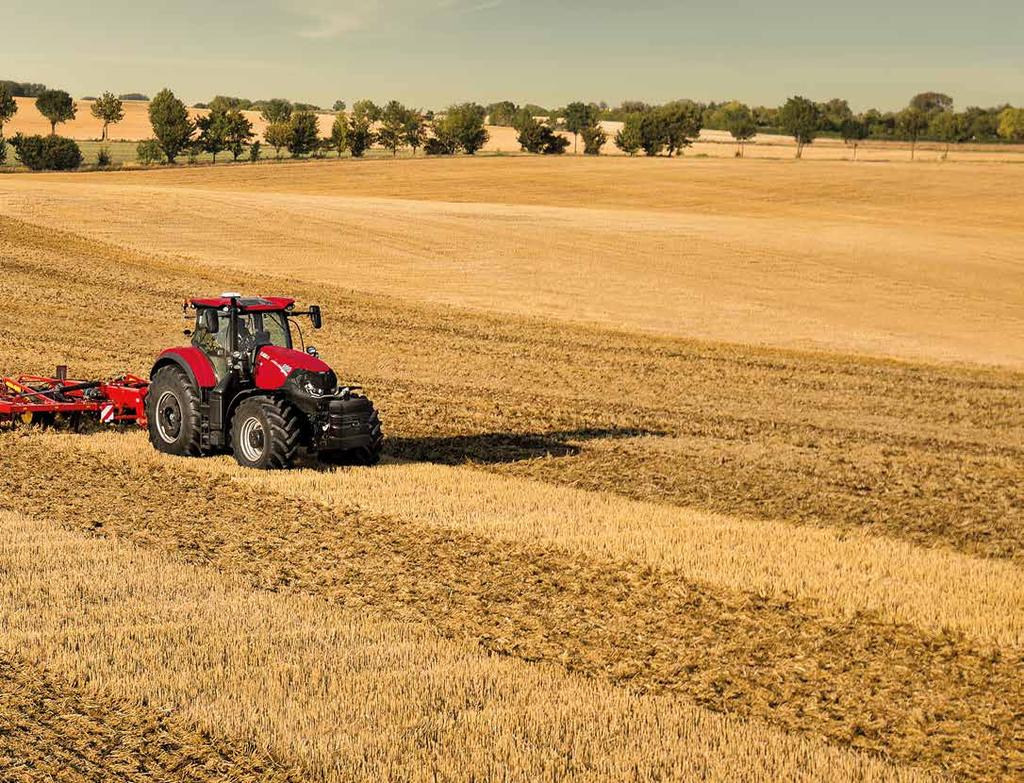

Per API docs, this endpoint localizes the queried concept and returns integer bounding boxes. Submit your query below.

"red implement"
[0,368,149,428]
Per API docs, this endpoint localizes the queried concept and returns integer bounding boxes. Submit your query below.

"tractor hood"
[254,345,333,390]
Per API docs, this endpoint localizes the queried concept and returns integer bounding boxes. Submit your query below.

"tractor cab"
[188,295,314,379]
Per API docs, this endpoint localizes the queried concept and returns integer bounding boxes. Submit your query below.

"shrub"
[11,134,82,170]
[614,118,643,156]
[581,124,607,155]
[424,136,457,156]
[517,119,569,154]
[96,147,112,167]
[136,139,164,165]
[249,140,261,162]
[0,135,6,165]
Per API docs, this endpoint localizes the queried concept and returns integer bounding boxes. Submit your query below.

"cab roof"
[191,296,295,312]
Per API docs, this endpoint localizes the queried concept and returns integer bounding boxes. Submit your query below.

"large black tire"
[230,396,301,470]
[147,366,202,457]
[320,405,383,467]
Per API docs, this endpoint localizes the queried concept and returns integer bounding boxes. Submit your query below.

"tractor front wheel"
[230,397,301,470]
[147,366,202,457]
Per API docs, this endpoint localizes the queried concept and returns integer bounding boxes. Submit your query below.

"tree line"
[489,93,1024,159]
[136,91,492,164]
[2,81,1023,170]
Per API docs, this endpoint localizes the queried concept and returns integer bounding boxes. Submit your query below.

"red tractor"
[146,294,383,469]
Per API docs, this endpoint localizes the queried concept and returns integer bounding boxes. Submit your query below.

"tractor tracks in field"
[2,435,1021,781]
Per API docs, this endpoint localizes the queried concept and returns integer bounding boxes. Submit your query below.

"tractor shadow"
[385,427,663,466]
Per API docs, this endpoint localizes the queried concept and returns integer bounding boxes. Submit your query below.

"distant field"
[0,156,1021,780]
[4,156,1022,366]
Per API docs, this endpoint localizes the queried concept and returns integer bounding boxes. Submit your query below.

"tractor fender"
[223,388,280,436]
[150,348,218,389]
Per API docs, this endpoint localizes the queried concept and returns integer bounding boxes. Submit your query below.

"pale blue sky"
[3,1,1021,110]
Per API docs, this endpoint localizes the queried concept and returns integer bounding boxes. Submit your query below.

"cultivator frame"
[0,368,149,429]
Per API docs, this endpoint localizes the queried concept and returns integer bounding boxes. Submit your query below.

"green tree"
[779,96,821,158]
[715,101,756,157]
[910,92,953,115]
[403,109,427,155]
[897,107,929,160]
[347,115,375,157]
[288,111,320,157]
[378,100,408,156]
[264,122,292,159]
[581,124,607,155]
[424,130,458,155]
[660,101,703,156]
[486,101,519,126]
[0,83,18,136]
[962,106,999,141]
[930,111,967,158]
[249,140,261,162]
[637,112,666,156]
[614,115,643,156]
[434,103,489,155]
[510,107,534,131]
[819,98,853,132]
[259,98,293,125]
[563,101,598,154]
[89,92,124,141]
[196,109,231,162]
[148,88,194,164]
[35,90,76,135]
[517,117,569,154]
[332,100,347,113]
[840,117,868,160]
[226,109,254,161]
[329,114,349,157]
[208,95,253,113]
[998,107,1024,142]
[352,99,382,124]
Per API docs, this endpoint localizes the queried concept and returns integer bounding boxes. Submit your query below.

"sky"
[2,0,1021,111]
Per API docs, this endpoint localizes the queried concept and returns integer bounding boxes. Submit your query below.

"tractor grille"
[327,396,374,436]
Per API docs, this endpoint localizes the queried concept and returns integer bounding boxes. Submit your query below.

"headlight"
[292,370,337,397]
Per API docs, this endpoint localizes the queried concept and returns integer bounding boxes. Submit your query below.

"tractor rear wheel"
[231,397,301,470]
[147,366,202,457]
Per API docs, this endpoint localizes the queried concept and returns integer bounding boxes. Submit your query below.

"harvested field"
[0,156,1021,780]
[0,511,941,783]
[3,158,1023,367]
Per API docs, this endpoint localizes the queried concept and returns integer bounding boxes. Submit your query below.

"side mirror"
[309,305,322,330]
[201,309,219,334]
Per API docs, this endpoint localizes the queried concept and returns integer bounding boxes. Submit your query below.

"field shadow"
[386,427,661,466]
